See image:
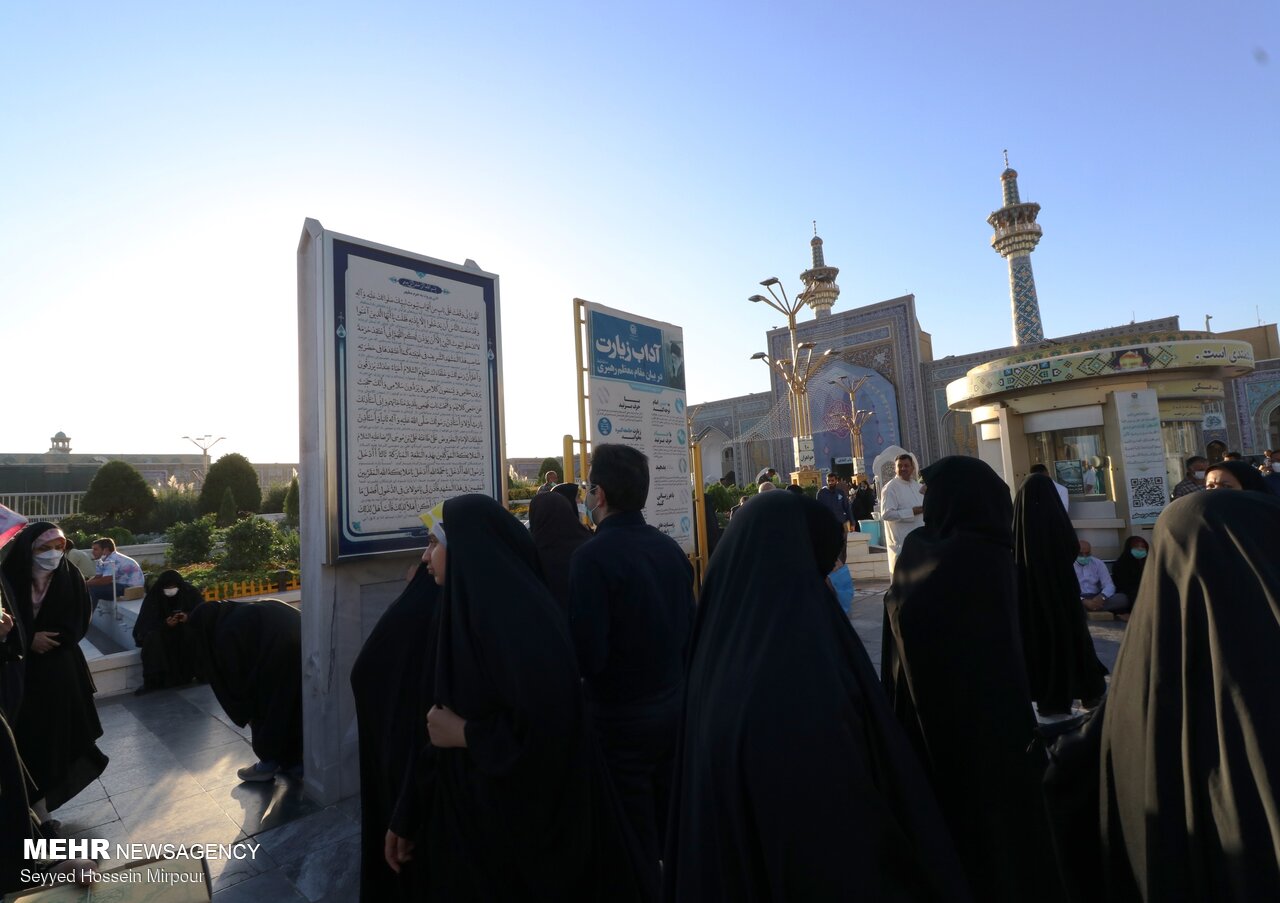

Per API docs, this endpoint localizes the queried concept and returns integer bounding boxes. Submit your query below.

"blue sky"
[2,0,1275,466]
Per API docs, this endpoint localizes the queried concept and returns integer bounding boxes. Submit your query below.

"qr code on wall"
[1129,477,1166,508]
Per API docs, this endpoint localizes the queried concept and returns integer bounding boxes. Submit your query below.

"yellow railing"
[201,576,301,601]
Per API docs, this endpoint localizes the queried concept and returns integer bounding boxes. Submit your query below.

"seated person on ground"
[1110,535,1149,603]
[85,537,144,613]
[1074,540,1130,615]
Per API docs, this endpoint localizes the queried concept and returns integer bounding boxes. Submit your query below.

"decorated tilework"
[765,296,925,468]
[950,340,1255,410]
[919,317,1181,461]
[1009,255,1045,345]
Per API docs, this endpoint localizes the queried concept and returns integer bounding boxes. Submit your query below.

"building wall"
[766,295,929,470]
[1227,357,1280,455]
[687,392,785,486]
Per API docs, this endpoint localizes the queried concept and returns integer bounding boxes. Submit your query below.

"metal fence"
[0,491,85,522]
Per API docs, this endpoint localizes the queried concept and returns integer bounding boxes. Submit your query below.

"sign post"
[297,219,504,803]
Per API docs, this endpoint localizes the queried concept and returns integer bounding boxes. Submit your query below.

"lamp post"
[829,376,873,477]
[748,277,834,484]
[182,434,225,485]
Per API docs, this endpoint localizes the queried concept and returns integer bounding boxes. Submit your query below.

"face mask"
[1272,463,1280,473]
[1192,471,1206,480]
[1076,556,1091,565]
[163,587,180,597]
[33,550,63,571]
[1130,549,1147,560]
[584,484,602,525]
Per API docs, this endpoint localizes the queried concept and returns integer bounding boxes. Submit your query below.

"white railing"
[0,491,85,521]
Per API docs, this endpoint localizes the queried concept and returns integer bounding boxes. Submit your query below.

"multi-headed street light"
[748,279,835,479]
[828,376,873,476]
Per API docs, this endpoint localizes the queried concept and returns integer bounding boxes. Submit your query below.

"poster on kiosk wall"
[584,302,693,554]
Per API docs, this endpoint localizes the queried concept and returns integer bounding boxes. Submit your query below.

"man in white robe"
[879,453,924,574]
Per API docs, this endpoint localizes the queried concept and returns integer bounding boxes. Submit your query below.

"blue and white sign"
[585,301,692,552]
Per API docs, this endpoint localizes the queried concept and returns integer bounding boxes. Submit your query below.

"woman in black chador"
[883,457,1065,901]
[132,569,201,694]
[1013,473,1107,716]
[664,491,969,902]
[421,494,641,901]
[351,559,440,903]
[528,490,590,612]
[1100,489,1280,901]
[186,598,302,781]
[0,522,107,827]
[1108,536,1149,604]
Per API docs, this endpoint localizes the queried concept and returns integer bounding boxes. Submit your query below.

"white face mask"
[33,550,63,571]
[1272,463,1280,473]
[163,587,180,597]
[1192,471,1206,481]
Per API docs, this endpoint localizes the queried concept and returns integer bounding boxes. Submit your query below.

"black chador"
[429,495,642,901]
[186,598,303,768]
[883,456,1065,902]
[664,491,970,902]
[1013,474,1106,714]
[1,522,107,811]
[528,491,590,612]
[132,569,201,691]
[350,562,440,903]
[1100,490,1280,901]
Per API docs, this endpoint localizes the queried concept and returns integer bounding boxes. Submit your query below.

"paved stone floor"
[70,683,359,901]
[69,585,1124,902]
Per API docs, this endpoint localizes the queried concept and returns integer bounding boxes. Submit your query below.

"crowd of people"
[0,514,303,892]
[346,443,1280,901]
[2,438,1278,900]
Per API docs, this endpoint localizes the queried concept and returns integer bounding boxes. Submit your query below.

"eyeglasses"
[582,483,598,494]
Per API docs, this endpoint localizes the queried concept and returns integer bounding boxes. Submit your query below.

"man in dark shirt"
[815,471,851,531]
[569,444,694,897]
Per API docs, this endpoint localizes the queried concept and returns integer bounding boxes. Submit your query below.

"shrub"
[283,477,299,528]
[168,516,216,566]
[508,485,538,501]
[216,488,239,528]
[82,461,156,530]
[703,483,740,513]
[147,490,201,534]
[222,517,288,573]
[261,484,289,514]
[60,513,105,549]
[101,526,137,547]
[199,453,261,515]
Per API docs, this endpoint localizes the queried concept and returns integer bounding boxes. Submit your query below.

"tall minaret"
[798,222,840,318]
[987,153,1045,345]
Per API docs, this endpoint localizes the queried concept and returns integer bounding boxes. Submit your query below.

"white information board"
[584,302,693,553]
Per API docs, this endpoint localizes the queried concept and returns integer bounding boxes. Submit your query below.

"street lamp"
[829,376,873,477]
[747,277,837,482]
[182,435,226,484]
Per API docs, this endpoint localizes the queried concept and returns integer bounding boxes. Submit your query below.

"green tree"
[538,457,563,482]
[199,453,261,515]
[216,487,239,527]
[283,476,299,528]
[82,461,156,529]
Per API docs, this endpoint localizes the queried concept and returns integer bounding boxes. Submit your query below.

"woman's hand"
[384,829,414,873]
[31,631,61,654]
[0,609,13,639]
[427,705,468,748]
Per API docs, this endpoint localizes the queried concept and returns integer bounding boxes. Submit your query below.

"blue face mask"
[1076,556,1091,565]
[1130,548,1147,560]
